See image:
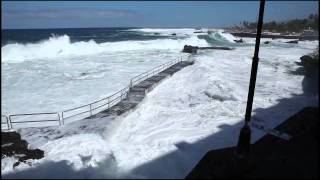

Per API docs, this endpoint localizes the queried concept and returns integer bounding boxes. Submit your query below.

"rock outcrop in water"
[2,132,44,168]
[234,38,243,43]
[182,45,233,54]
[182,45,198,54]
[286,40,299,44]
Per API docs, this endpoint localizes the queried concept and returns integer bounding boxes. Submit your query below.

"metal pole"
[89,104,92,116]
[61,112,65,125]
[236,0,265,156]
[57,113,61,126]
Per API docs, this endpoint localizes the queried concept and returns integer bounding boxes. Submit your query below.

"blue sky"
[2,1,318,29]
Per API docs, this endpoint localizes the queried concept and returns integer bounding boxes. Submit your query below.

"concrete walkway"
[91,60,194,119]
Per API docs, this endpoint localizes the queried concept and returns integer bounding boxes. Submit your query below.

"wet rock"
[2,132,21,144]
[182,45,198,54]
[19,149,44,162]
[264,41,271,44]
[234,38,243,43]
[286,40,299,44]
[182,45,233,54]
[171,33,177,36]
[300,54,319,76]
[2,132,44,168]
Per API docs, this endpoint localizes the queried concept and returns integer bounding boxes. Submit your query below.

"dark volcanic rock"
[182,45,198,54]
[182,45,233,54]
[19,149,44,162]
[2,131,44,168]
[300,55,316,65]
[300,54,319,77]
[2,132,21,144]
[286,40,299,44]
[234,38,243,43]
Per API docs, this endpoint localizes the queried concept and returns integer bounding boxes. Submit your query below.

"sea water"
[1,27,318,178]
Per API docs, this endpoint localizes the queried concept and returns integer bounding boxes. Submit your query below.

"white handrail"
[1,115,10,130]
[130,58,182,87]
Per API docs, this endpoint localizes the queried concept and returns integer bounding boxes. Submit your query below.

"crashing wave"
[2,34,209,63]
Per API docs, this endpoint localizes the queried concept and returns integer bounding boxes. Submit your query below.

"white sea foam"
[2,34,208,63]
[1,28,318,178]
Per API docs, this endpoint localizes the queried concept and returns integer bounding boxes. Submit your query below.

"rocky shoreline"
[2,132,44,168]
[230,32,318,41]
[299,47,319,77]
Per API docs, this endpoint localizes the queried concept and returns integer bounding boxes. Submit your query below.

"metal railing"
[1,58,184,130]
[1,115,10,130]
[62,86,130,124]
[9,112,61,129]
[130,57,182,87]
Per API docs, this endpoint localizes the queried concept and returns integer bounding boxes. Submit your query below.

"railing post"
[57,113,61,126]
[89,104,92,116]
[62,112,65,125]
[8,115,13,129]
[6,116,10,130]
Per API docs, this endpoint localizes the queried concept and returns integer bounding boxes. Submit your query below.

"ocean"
[1,27,238,115]
[1,27,318,178]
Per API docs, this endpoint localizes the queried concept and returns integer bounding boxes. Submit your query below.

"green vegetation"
[240,14,318,33]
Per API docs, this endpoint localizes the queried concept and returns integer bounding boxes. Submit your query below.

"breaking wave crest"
[2,34,209,63]
[198,30,237,45]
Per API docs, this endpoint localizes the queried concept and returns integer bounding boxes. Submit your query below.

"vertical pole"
[8,116,13,129]
[236,0,265,156]
[62,112,65,125]
[6,116,10,130]
[57,113,62,126]
[89,104,92,116]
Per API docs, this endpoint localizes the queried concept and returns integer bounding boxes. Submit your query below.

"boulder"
[300,54,319,77]
[182,45,198,54]
[264,41,271,44]
[300,55,315,65]
[286,40,299,44]
[2,132,44,168]
[234,38,243,43]
[2,132,21,144]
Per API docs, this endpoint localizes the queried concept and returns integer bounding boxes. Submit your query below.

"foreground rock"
[2,132,44,168]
